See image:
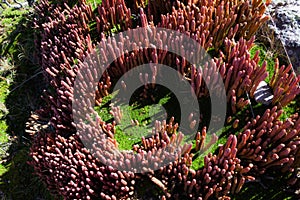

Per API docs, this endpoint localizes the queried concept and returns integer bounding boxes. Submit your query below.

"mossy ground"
[0,3,53,199]
[249,43,276,83]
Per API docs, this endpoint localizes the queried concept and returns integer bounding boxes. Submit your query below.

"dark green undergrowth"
[233,171,298,200]
[0,4,53,199]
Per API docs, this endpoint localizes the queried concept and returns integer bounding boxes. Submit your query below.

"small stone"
[254,81,274,105]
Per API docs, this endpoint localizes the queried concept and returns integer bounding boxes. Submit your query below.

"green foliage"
[0,8,29,56]
[95,91,171,150]
[0,164,7,175]
[0,5,53,200]
[94,88,250,171]
[0,7,28,18]
[191,136,227,170]
[110,24,121,33]
[281,99,299,120]
[250,44,276,83]
[0,147,55,200]
[0,60,13,176]
[0,122,8,144]
[86,0,102,10]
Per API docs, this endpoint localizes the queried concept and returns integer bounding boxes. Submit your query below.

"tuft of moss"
[250,43,276,83]
[95,91,171,150]
[86,0,102,10]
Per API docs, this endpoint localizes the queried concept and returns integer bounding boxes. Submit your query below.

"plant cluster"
[28,0,300,199]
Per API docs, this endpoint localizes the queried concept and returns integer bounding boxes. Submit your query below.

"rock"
[254,81,274,105]
[266,0,300,73]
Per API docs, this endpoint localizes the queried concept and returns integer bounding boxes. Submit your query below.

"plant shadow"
[0,7,53,200]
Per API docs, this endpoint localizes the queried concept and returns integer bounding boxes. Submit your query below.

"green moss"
[0,7,32,61]
[250,44,276,83]
[0,8,28,43]
[94,87,257,171]
[0,164,8,176]
[191,136,227,170]
[280,98,299,121]
[0,121,8,144]
[95,91,171,150]
[86,0,102,9]
[110,24,121,33]
[0,72,11,147]
[0,80,10,102]
[0,7,28,18]
[0,5,54,199]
